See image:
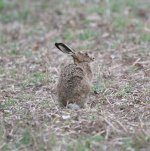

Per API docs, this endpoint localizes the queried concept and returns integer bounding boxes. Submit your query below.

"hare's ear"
[55,43,75,54]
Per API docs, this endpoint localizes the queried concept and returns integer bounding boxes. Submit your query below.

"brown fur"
[55,43,94,107]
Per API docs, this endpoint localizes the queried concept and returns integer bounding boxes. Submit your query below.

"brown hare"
[55,43,94,108]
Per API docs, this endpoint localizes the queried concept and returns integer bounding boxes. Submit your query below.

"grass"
[0,0,150,151]
[113,15,130,31]
[0,9,30,23]
[93,81,107,94]
[0,68,5,75]
[122,138,135,151]
[23,50,33,58]
[0,68,17,78]
[22,72,47,87]
[132,133,150,149]
[20,129,31,145]
[77,43,95,51]
[108,0,140,14]
[1,98,17,110]
[140,33,150,42]
[63,29,98,41]
[79,29,98,41]
[116,85,133,98]
[87,4,106,15]
[67,135,104,151]
[0,36,6,44]
[121,133,150,150]
[63,29,75,41]
[3,43,23,56]
[9,49,18,56]
[0,0,8,10]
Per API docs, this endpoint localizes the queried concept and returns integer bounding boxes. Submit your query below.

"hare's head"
[55,43,94,64]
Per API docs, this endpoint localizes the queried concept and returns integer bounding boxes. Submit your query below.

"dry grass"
[0,0,150,150]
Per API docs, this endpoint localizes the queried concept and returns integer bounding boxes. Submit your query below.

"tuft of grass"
[0,123,5,144]
[0,9,30,23]
[23,72,46,87]
[47,132,57,150]
[20,93,35,101]
[1,98,17,110]
[113,15,129,31]
[121,134,150,151]
[22,50,33,58]
[87,4,106,15]
[9,49,18,55]
[9,69,17,77]
[108,0,139,14]
[122,138,135,151]
[132,133,150,149]
[0,36,7,44]
[8,43,19,56]
[63,28,98,42]
[109,0,125,14]
[63,29,75,41]
[126,0,140,10]
[138,47,150,56]
[0,0,15,11]
[93,82,107,94]
[0,68,17,78]
[140,33,150,42]
[93,76,111,94]
[116,85,133,98]
[0,68,5,75]
[20,130,31,146]
[67,135,104,151]
[79,29,97,41]
[1,145,9,151]
[0,0,7,10]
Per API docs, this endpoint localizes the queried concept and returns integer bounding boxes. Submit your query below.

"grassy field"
[0,0,150,150]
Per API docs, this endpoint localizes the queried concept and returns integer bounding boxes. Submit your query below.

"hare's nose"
[92,57,95,60]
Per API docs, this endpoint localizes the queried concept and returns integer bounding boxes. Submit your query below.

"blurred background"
[0,0,150,49]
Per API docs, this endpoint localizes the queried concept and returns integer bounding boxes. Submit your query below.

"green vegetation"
[79,29,97,41]
[23,72,46,86]
[1,98,17,110]
[20,130,31,145]
[68,135,104,151]
[0,0,7,10]
[63,29,75,41]
[116,85,133,98]
[0,9,30,23]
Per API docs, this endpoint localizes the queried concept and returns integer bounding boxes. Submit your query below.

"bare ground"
[0,0,150,151]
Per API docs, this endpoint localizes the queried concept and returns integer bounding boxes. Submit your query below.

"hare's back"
[57,64,91,106]
[60,64,84,83]
[58,64,86,99]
